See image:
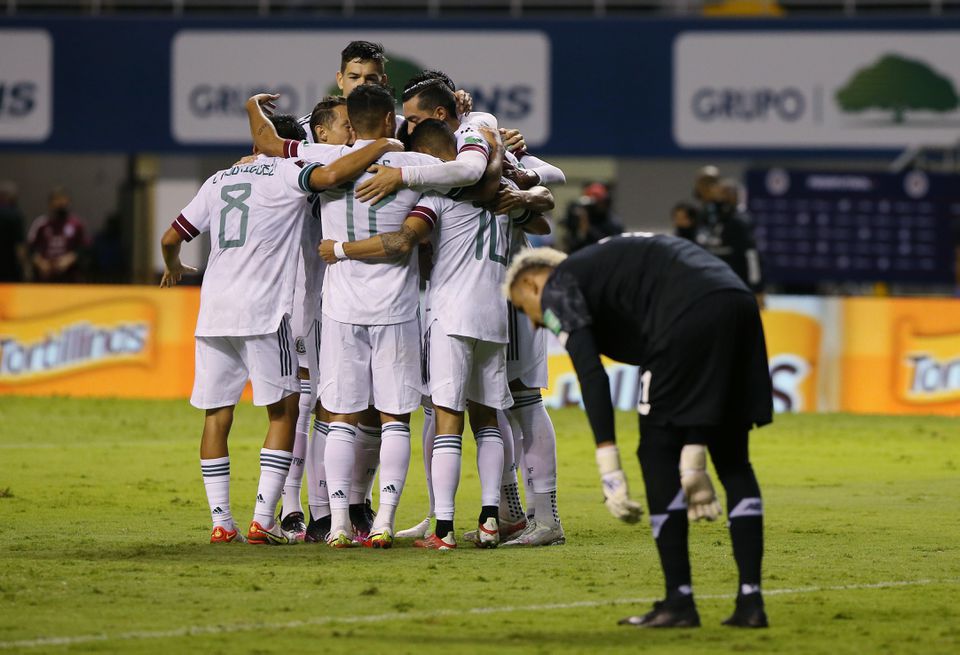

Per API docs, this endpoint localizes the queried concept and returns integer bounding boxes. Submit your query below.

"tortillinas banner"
[0,284,199,398]
[2,285,959,415]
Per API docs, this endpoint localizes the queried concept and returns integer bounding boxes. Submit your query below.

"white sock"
[307,419,330,520]
[497,410,525,523]
[431,434,462,521]
[511,391,559,523]
[351,423,381,505]
[422,404,436,517]
[372,421,411,532]
[281,385,312,519]
[325,422,356,534]
[474,426,504,508]
[253,448,293,527]
[200,456,233,529]
[533,491,561,528]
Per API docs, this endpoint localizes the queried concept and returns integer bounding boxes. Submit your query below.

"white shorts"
[506,303,548,389]
[318,316,423,416]
[426,319,511,412]
[295,317,321,380]
[191,317,299,409]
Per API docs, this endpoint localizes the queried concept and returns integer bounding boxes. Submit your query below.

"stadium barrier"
[2,284,959,416]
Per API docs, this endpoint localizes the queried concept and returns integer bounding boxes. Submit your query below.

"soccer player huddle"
[160,41,567,552]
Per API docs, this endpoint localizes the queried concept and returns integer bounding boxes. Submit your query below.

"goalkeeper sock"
[710,429,764,593]
[200,456,233,529]
[639,424,692,595]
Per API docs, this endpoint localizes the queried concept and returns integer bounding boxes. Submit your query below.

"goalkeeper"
[502,234,772,629]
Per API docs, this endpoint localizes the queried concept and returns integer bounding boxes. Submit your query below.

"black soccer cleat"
[349,503,373,539]
[618,596,701,628]
[279,511,307,542]
[305,512,331,544]
[722,594,769,628]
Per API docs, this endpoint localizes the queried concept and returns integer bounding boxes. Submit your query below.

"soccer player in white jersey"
[322,120,525,550]
[253,84,463,548]
[159,115,399,545]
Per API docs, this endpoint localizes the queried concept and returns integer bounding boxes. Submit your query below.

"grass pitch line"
[2,577,956,650]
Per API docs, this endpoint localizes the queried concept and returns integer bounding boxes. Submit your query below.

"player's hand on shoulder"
[355,165,403,204]
[160,262,197,288]
[494,185,527,215]
[455,89,473,116]
[381,138,405,153]
[232,153,258,167]
[499,128,526,154]
[596,444,644,524]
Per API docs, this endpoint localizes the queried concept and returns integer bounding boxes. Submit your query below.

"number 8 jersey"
[173,156,316,337]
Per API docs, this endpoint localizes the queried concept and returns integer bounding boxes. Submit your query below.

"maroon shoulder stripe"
[172,214,199,241]
[458,144,488,156]
[283,139,300,159]
[409,206,438,228]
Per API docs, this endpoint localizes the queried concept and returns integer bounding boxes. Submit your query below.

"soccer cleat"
[363,528,394,549]
[722,594,769,628]
[499,517,528,542]
[279,511,307,543]
[327,529,357,549]
[210,525,245,544]
[246,520,289,545]
[305,513,331,544]
[395,516,432,539]
[413,533,457,550]
[618,596,701,628]
[349,503,373,541]
[501,519,565,547]
[476,517,500,548]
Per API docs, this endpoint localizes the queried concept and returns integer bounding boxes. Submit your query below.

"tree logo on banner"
[835,53,959,124]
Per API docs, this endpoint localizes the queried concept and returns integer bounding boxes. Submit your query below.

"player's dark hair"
[269,114,306,141]
[401,79,457,118]
[346,84,395,135]
[672,202,697,216]
[309,96,347,137]
[409,119,456,156]
[396,119,414,151]
[340,41,386,72]
[403,69,456,95]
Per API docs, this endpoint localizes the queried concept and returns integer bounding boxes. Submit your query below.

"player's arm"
[318,205,436,263]
[561,327,643,524]
[301,140,405,192]
[246,93,284,156]
[452,131,505,203]
[520,153,567,187]
[355,128,499,203]
[159,226,198,288]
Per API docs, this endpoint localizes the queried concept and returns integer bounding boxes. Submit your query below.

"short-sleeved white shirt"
[421,194,509,344]
[292,139,446,325]
[173,156,317,337]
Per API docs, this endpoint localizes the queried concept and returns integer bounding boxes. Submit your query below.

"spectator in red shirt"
[28,187,89,283]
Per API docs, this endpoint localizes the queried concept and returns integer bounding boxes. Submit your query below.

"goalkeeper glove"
[679,444,723,522]
[596,445,644,524]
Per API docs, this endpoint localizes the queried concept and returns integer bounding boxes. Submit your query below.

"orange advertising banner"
[841,297,960,415]
[0,284,199,399]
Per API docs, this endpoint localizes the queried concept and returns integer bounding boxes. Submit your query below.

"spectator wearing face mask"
[694,178,766,308]
[560,182,623,253]
[28,187,90,283]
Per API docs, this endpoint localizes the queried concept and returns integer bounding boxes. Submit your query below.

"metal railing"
[4,1,958,17]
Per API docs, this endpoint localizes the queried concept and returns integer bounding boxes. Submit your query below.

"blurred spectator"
[694,177,766,304]
[92,211,129,283]
[693,165,720,207]
[672,202,699,242]
[28,187,89,283]
[559,182,623,253]
[0,180,28,282]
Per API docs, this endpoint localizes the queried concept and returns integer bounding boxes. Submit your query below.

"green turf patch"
[0,398,957,653]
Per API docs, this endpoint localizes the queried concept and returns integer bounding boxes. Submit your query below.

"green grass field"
[0,398,958,654]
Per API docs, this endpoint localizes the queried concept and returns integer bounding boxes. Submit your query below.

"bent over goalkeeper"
[503,233,773,629]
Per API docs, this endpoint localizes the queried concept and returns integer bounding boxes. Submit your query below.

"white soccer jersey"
[291,139,446,325]
[422,194,509,344]
[173,156,318,337]
[291,193,325,337]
